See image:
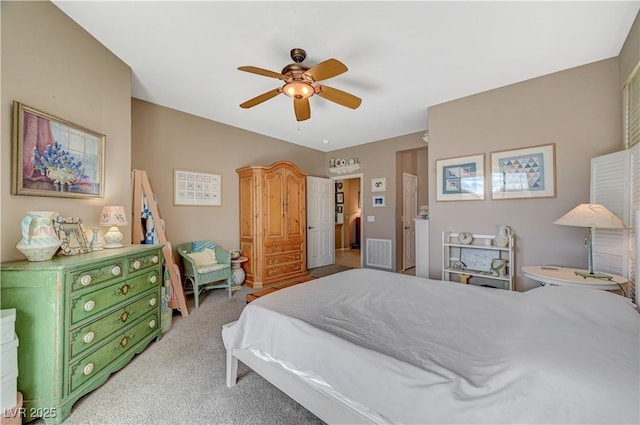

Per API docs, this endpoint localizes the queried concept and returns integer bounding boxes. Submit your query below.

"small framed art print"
[372,195,386,207]
[490,143,556,200]
[436,153,485,201]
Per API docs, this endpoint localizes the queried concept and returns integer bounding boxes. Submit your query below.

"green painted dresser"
[0,245,163,424]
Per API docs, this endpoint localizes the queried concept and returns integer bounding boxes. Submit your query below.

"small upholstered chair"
[177,241,232,308]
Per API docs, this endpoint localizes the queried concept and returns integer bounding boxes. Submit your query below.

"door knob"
[308,226,315,229]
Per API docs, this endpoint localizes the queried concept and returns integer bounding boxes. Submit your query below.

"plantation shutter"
[626,66,640,148]
[590,150,630,277]
[629,144,639,302]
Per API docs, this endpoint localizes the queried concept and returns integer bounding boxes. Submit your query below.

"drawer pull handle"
[152,255,159,264]
[120,311,129,322]
[132,260,141,270]
[150,275,157,284]
[83,331,95,344]
[120,285,130,295]
[83,363,94,376]
[80,275,92,286]
[149,319,156,328]
[149,297,157,306]
[120,336,130,348]
[111,265,122,276]
[84,300,95,312]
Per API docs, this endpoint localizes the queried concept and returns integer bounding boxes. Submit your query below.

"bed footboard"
[226,349,238,388]
[225,347,376,424]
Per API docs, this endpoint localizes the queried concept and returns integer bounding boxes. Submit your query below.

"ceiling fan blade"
[303,58,348,82]
[239,88,281,108]
[238,66,287,80]
[294,98,311,121]
[316,85,362,109]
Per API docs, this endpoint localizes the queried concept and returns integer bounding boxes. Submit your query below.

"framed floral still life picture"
[490,143,556,200]
[436,153,485,201]
[53,216,91,256]
[12,101,105,198]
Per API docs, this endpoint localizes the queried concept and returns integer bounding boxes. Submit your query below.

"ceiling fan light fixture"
[283,81,314,100]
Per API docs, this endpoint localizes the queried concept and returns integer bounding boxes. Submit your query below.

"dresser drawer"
[68,291,159,358]
[68,312,159,393]
[70,270,160,324]
[69,260,125,292]
[127,252,161,274]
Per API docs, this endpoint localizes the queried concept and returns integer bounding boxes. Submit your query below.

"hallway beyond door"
[335,248,361,268]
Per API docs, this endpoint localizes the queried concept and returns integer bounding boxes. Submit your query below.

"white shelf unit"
[442,232,515,290]
[414,219,429,278]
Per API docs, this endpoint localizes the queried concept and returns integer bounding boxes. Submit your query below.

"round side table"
[230,256,248,287]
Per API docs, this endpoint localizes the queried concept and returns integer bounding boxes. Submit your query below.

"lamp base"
[574,271,613,281]
[103,226,124,249]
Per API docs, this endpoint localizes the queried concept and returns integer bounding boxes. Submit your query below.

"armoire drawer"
[69,260,125,292]
[68,291,159,358]
[265,253,302,266]
[70,270,160,324]
[265,261,303,278]
[68,312,159,392]
[265,242,302,255]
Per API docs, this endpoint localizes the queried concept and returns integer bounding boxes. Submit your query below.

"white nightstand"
[522,265,629,295]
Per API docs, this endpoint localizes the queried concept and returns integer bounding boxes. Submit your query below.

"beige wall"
[131,100,325,251]
[1,1,132,262]
[619,11,639,86]
[428,58,624,290]
[324,133,427,270]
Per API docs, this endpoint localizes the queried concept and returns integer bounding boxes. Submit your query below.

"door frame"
[331,173,363,268]
[401,172,418,272]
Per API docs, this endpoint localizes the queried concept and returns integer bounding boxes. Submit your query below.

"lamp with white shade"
[99,206,128,249]
[553,203,627,279]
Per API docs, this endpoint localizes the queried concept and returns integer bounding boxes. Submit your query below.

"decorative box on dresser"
[0,245,163,424]
[237,161,307,288]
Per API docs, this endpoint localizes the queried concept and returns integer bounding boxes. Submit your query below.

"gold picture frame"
[53,216,91,256]
[12,101,106,199]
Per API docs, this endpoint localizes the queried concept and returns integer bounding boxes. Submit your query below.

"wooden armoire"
[237,161,307,288]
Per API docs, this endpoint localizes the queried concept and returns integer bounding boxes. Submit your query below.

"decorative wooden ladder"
[132,169,189,317]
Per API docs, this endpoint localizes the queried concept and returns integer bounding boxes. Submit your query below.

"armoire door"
[264,168,286,242]
[285,168,305,241]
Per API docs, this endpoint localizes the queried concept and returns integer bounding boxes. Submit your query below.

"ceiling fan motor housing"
[290,48,307,63]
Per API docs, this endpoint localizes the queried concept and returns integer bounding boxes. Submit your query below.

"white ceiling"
[52,1,639,152]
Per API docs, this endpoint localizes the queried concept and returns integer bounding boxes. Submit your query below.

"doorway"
[396,147,428,275]
[333,175,362,268]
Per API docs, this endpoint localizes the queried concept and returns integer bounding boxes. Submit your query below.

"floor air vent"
[366,238,392,269]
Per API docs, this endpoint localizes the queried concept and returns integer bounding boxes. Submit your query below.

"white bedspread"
[222,268,640,424]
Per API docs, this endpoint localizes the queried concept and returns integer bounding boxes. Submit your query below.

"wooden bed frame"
[226,346,374,424]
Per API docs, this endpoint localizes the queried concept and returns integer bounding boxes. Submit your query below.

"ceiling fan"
[238,48,361,122]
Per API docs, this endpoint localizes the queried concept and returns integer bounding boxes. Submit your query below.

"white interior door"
[306,176,334,268]
[402,173,418,270]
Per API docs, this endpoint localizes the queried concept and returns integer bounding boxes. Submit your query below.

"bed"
[222,268,639,424]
